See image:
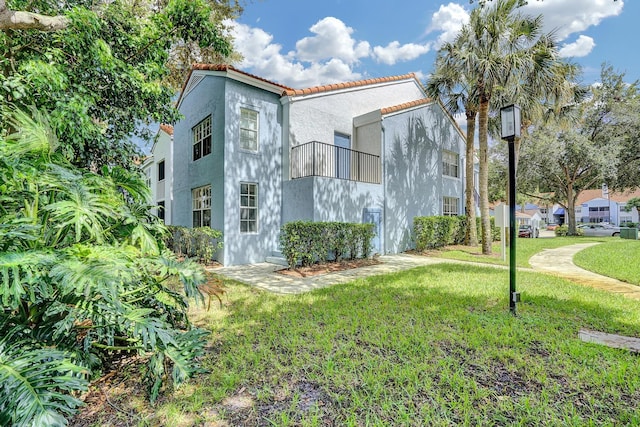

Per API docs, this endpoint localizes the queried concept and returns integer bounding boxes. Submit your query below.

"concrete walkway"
[208,253,446,294]
[211,243,640,300]
[529,242,640,300]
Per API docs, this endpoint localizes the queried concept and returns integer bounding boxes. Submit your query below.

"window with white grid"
[443,150,459,178]
[240,182,258,233]
[240,108,258,151]
[193,116,211,161]
[443,197,459,216]
[192,185,211,227]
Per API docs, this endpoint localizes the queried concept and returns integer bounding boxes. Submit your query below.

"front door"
[334,133,351,180]
[363,208,382,255]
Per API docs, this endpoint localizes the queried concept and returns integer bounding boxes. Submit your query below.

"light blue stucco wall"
[173,77,226,235]
[222,79,283,265]
[173,74,283,266]
[381,103,465,253]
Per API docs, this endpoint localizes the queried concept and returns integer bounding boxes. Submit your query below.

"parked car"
[577,223,621,237]
[546,223,559,231]
[518,224,538,238]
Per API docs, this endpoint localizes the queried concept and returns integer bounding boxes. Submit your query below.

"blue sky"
[229,0,637,88]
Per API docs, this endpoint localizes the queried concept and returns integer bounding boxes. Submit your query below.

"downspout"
[381,120,387,254]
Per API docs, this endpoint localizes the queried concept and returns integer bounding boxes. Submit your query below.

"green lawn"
[433,236,608,268]
[574,239,640,285]
[93,265,640,426]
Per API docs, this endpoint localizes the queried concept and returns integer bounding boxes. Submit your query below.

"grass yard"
[433,236,608,268]
[574,239,640,285]
[82,264,640,426]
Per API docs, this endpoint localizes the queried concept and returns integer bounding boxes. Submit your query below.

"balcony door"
[334,132,351,180]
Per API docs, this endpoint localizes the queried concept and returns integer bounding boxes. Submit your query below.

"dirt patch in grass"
[276,258,381,278]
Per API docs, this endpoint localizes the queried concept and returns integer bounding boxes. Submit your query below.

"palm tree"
[427,42,480,246]
[437,0,568,254]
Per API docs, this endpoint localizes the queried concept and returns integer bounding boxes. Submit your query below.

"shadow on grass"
[198,263,640,426]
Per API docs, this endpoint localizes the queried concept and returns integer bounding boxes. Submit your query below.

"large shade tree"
[517,66,636,234]
[0,0,239,170]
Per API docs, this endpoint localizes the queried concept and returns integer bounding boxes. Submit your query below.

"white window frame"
[240,182,258,233]
[158,159,165,181]
[443,150,459,178]
[192,185,211,227]
[193,116,212,161]
[157,200,165,223]
[240,108,259,152]
[443,196,459,216]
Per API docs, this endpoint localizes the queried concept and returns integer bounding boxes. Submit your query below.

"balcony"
[290,140,381,184]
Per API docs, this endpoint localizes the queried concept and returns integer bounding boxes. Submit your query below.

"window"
[144,168,151,188]
[157,200,165,223]
[240,108,258,151]
[443,197,459,216]
[240,183,258,233]
[192,185,211,227]
[158,160,165,181]
[193,116,212,161]
[443,151,459,178]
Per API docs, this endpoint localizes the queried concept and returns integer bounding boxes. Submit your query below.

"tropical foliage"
[0,0,239,170]
[0,109,209,425]
[428,0,575,253]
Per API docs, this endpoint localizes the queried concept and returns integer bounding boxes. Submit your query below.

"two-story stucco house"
[155,64,467,266]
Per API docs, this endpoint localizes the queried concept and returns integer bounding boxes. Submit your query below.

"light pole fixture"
[500,104,521,315]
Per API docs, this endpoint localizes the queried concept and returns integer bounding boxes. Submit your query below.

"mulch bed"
[277,258,381,278]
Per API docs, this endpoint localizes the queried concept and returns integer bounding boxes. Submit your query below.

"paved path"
[209,253,446,294]
[211,243,640,300]
[529,242,640,300]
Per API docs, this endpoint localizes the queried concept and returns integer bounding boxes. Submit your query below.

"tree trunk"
[0,0,69,31]
[465,111,478,246]
[566,182,576,235]
[479,97,491,254]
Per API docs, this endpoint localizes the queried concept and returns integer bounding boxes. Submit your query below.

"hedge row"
[414,215,499,251]
[414,216,466,251]
[279,221,375,268]
[164,225,223,264]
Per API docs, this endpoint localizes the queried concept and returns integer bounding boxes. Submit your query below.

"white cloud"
[228,20,363,88]
[372,41,431,65]
[559,35,596,58]
[295,17,371,64]
[426,3,470,48]
[520,0,624,41]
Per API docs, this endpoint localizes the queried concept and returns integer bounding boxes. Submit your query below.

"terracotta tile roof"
[380,98,434,115]
[576,188,640,205]
[282,73,419,97]
[159,124,173,135]
[191,64,294,91]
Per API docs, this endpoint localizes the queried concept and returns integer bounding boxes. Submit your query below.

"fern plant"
[0,108,209,424]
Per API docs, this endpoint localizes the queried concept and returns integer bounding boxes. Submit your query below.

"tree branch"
[0,0,70,31]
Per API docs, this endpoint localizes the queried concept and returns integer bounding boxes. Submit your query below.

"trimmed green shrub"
[414,216,464,251]
[165,226,223,264]
[280,221,375,268]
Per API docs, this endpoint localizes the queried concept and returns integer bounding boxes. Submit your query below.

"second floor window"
[193,116,212,161]
[158,160,165,181]
[240,108,258,151]
[443,151,459,178]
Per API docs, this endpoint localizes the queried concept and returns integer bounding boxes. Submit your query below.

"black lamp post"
[500,104,521,315]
